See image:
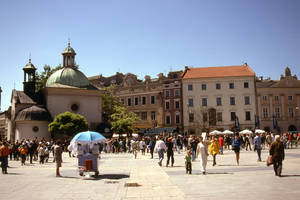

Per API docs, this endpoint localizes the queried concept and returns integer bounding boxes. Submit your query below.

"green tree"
[48,111,89,137]
[101,86,139,133]
[36,64,62,91]
[110,105,139,134]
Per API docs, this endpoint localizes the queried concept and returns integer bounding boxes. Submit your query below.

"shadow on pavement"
[5,172,23,175]
[280,174,300,178]
[97,174,130,180]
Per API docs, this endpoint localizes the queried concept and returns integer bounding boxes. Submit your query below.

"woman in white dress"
[196,136,209,175]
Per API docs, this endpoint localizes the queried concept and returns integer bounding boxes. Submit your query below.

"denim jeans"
[192,149,196,161]
[158,149,164,165]
[257,149,261,161]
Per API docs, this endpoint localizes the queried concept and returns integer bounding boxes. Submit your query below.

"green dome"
[62,46,76,54]
[46,67,89,88]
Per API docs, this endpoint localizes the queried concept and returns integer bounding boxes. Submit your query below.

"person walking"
[18,143,28,166]
[218,136,224,155]
[54,140,63,177]
[190,136,198,161]
[270,135,285,177]
[196,136,208,174]
[154,136,167,167]
[209,136,220,166]
[0,141,9,174]
[254,133,262,161]
[148,137,156,159]
[166,137,174,167]
[232,134,241,165]
[185,150,192,174]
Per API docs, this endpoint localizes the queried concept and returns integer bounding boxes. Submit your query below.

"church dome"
[46,67,89,88]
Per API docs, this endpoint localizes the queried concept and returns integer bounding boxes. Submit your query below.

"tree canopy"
[48,111,89,137]
[35,64,62,91]
[110,105,140,134]
[101,86,139,134]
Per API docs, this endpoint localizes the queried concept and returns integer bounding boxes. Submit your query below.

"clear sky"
[0,0,299,111]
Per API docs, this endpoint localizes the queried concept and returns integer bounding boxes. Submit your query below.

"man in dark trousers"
[166,137,174,167]
[148,137,156,159]
[270,135,285,177]
[0,141,9,174]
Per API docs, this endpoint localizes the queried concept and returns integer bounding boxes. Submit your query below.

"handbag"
[231,146,236,151]
[266,155,273,166]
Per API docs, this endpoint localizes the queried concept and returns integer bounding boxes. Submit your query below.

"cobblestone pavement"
[0,147,299,200]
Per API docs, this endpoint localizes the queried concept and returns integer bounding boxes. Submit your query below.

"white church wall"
[15,121,50,141]
[46,93,102,126]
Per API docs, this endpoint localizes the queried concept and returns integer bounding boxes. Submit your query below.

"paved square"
[0,148,299,200]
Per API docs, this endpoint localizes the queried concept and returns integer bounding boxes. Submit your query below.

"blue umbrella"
[71,131,106,144]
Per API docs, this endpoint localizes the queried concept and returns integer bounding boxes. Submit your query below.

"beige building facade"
[182,65,257,135]
[113,73,164,130]
[256,67,300,132]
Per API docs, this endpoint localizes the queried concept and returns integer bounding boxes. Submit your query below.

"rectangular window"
[244,82,249,88]
[188,84,193,91]
[151,96,155,104]
[245,111,251,121]
[217,112,222,122]
[202,98,207,107]
[229,82,234,89]
[142,96,146,105]
[230,97,235,105]
[151,111,156,120]
[262,96,267,101]
[188,98,194,107]
[230,112,236,121]
[216,83,221,90]
[275,107,280,118]
[141,112,147,120]
[288,96,293,101]
[288,108,294,118]
[245,96,250,105]
[216,97,222,106]
[127,98,131,106]
[263,108,268,118]
[174,89,180,98]
[175,101,180,109]
[165,102,170,110]
[175,114,180,124]
[189,113,194,122]
[166,116,171,125]
[135,97,139,105]
[274,96,279,101]
[203,112,208,122]
[202,84,206,90]
[165,90,170,98]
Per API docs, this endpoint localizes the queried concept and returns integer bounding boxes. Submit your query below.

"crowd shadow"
[280,174,300,178]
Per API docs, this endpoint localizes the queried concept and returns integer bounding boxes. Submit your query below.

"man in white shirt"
[154,137,167,166]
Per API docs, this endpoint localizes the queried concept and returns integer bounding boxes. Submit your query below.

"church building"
[7,43,102,141]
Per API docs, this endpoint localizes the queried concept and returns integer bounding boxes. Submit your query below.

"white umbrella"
[223,130,234,135]
[239,129,253,134]
[112,133,119,138]
[132,133,139,137]
[209,130,222,135]
[255,129,265,134]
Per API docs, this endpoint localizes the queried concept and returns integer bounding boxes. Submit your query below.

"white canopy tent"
[209,130,222,135]
[239,129,253,134]
[255,129,265,134]
[223,130,234,135]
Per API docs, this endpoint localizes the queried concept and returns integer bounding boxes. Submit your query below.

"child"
[185,150,192,174]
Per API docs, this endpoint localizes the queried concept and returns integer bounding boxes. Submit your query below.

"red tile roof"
[182,65,255,79]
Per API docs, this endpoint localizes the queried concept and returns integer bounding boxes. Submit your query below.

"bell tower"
[23,58,36,97]
[62,41,76,68]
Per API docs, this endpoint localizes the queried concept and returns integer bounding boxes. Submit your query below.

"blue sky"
[0,0,299,110]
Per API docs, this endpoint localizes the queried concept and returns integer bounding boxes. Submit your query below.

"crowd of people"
[0,131,299,177]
